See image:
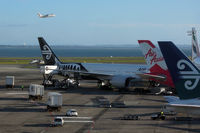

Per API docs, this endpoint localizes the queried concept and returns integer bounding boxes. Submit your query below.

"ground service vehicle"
[52,117,64,126]
[66,109,78,117]
[47,92,62,111]
[6,76,14,88]
[151,112,165,120]
[28,84,44,100]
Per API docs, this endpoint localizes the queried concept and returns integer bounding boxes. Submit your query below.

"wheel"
[47,106,50,111]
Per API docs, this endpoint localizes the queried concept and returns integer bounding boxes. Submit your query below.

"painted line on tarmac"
[64,120,94,123]
[6,92,28,95]
[60,116,93,119]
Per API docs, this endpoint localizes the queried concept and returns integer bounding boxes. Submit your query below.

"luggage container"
[29,84,44,100]
[6,76,14,88]
[47,92,62,111]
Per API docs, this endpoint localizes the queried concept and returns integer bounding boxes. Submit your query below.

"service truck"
[6,76,14,88]
[47,92,62,111]
[28,84,44,100]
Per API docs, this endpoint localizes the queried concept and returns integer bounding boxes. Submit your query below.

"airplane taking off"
[37,13,55,18]
[38,37,165,90]
[158,41,200,116]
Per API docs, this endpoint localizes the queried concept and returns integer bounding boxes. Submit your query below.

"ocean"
[0,45,191,57]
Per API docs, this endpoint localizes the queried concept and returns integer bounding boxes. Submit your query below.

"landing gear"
[150,81,160,87]
[56,78,79,89]
[97,80,112,90]
[42,74,54,87]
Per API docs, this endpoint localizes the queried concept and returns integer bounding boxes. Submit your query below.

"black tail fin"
[38,37,61,65]
[158,41,200,100]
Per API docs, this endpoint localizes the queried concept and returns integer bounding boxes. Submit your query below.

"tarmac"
[0,65,200,133]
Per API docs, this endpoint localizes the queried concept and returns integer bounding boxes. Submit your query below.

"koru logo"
[177,59,200,90]
[42,45,52,60]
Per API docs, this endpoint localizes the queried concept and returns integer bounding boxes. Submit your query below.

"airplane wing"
[164,96,180,103]
[41,68,113,80]
[41,67,165,81]
[79,71,166,81]
[168,103,200,108]
[136,73,166,81]
[166,98,200,108]
[79,71,112,80]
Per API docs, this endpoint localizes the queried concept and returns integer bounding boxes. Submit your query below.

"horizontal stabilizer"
[164,96,179,103]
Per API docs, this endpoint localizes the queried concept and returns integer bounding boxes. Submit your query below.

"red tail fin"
[138,40,174,88]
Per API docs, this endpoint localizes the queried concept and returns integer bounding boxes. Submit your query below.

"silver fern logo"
[177,59,200,90]
[42,45,52,60]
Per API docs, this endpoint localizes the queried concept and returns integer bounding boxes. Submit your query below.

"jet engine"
[109,75,131,88]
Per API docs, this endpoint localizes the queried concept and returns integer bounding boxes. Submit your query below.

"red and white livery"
[138,40,174,88]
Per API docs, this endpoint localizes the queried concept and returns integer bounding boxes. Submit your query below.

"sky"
[0,0,200,45]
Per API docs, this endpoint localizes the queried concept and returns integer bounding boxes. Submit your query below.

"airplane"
[158,41,200,116]
[30,59,44,64]
[38,37,165,90]
[188,27,200,68]
[37,13,55,18]
[138,28,200,88]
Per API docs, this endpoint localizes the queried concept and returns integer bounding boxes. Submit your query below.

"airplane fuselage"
[58,62,148,80]
[82,63,147,76]
[39,14,55,18]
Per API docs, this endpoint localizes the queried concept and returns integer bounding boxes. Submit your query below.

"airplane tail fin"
[188,27,200,61]
[37,13,42,17]
[138,40,174,87]
[158,41,200,100]
[38,37,61,65]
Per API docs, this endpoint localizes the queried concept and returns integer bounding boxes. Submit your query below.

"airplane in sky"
[38,37,166,90]
[37,13,55,18]
[158,41,200,116]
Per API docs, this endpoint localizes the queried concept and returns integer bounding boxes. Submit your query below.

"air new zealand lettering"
[42,45,52,60]
[177,59,200,90]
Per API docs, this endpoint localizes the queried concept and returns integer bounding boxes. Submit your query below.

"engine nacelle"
[110,75,130,88]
